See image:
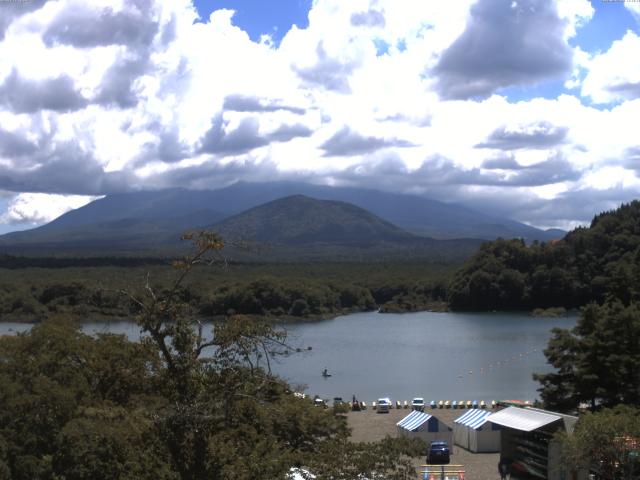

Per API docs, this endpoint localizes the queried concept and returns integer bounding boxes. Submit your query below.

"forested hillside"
[448,201,640,311]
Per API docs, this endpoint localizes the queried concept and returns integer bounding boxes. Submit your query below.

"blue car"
[427,440,450,465]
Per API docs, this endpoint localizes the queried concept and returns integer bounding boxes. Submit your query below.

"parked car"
[427,440,450,465]
[411,397,425,411]
[377,397,392,413]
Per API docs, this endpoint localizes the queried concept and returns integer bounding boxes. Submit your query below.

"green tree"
[559,405,640,480]
[535,301,640,412]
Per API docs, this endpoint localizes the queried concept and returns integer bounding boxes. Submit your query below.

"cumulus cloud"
[0,128,39,158]
[481,154,523,170]
[623,146,640,174]
[626,3,640,23]
[350,9,386,28]
[0,193,99,226]
[42,2,159,48]
[0,70,88,113]
[434,0,573,99]
[582,31,640,103]
[199,115,313,156]
[476,122,568,150]
[223,94,306,114]
[294,42,359,93]
[320,126,413,157]
[0,0,637,232]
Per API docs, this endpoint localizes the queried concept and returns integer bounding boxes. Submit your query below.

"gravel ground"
[347,407,501,480]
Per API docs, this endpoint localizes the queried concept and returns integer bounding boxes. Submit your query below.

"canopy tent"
[487,406,561,432]
[396,410,452,445]
[453,409,500,453]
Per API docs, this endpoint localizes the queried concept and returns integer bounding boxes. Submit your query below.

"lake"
[0,310,576,404]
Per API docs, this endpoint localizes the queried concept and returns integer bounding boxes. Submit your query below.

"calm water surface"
[0,311,576,403]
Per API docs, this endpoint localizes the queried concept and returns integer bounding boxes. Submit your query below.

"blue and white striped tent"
[396,410,452,445]
[453,409,500,452]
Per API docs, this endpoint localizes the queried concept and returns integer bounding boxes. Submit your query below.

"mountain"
[0,181,564,255]
[210,195,416,245]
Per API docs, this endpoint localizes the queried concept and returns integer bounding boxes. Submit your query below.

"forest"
[0,261,454,323]
[448,201,640,311]
[0,233,425,479]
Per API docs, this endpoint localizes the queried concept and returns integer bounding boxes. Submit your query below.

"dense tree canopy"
[559,405,640,480]
[534,301,640,413]
[0,233,423,479]
[448,201,640,311]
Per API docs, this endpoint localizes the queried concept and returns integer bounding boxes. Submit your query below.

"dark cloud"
[320,126,414,157]
[351,9,386,27]
[144,157,310,191]
[267,123,313,142]
[0,0,47,41]
[331,152,581,190]
[607,81,640,100]
[0,70,87,113]
[93,55,150,108]
[198,115,312,157]
[199,116,267,156]
[476,122,568,150]
[0,129,38,158]
[434,0,572,99]
[623,146,640,174]
[42,4,158,48]
[0,141,132,196]
[223,94,306,115]
[481,155,523,170]
[295,42,358,94]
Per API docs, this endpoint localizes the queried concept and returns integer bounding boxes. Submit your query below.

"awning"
[397,410,432,431]
[487,406,561,432]
[454,409,492,429]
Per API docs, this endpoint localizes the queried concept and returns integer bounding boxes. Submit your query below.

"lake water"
[0,310,576,404]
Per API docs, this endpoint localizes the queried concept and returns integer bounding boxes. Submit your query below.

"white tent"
[453,409,500,453]
[396,410,452,445]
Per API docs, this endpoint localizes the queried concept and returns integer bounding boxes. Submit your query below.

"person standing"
[499,460,509,480]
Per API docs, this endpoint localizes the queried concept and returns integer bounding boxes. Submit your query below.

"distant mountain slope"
[211,195,415,245]
[3,181,562,241]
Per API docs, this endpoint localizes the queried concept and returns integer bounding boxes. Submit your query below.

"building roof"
[454,409,493,430]
[487,406,561,432]
[397,410,432,431]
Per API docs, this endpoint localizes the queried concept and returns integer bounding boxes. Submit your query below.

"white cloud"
[0,193,99,225]
[582,31,640,104]
[0,0,637,231]
[626,2,640,22]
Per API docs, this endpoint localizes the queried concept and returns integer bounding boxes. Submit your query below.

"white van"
[377,397,392,413]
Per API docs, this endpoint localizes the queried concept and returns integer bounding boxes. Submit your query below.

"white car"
[377,397,392,413]
[411,397,425,411]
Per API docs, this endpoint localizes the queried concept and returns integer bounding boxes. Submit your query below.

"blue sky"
[193,0,312,44]
[0,0,639,233]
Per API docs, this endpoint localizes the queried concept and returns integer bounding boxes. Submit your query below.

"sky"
[0,0,639,234]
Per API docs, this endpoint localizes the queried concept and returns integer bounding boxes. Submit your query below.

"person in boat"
[322,368,329,377]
